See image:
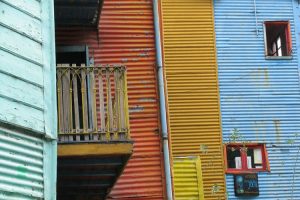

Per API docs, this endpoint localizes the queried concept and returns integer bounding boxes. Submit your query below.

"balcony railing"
[56,64,130,142]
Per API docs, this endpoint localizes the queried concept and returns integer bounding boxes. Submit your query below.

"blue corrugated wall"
[214,0,300,199]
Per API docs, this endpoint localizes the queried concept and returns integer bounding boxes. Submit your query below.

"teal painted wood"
[41,0,57,199]
[0,50,43,87]
[214,0,300,199]
[0,0,57,199]
[0,1,42,43]
[0,127,44,199]
[1,0,41,19]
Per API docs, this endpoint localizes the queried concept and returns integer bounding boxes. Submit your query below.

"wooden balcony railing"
[56,64,130,142]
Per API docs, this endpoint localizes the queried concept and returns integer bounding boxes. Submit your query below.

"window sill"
[265,56,293,60]
[226,169,270,174]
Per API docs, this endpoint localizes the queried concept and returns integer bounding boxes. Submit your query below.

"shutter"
[173,157,204,200]
[0,0,57,199]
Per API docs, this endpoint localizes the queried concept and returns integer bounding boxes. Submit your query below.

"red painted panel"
[55,0,165,199]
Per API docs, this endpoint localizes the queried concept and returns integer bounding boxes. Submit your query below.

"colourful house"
[0,0,56,199]
[214,0,300,199]
[161,0,226,199]
[0,0,172,199]
[3,0,300,199]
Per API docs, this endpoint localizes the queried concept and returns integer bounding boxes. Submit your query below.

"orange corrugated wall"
[55,0,165,199]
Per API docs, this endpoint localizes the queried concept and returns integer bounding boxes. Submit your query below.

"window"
[224,143,270,174]
[264,21,292,58]
[56,45,96,132]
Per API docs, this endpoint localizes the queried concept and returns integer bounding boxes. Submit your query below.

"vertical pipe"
[152,1,173,199]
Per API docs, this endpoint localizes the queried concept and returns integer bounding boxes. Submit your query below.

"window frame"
[224,143,270,174]
[263,21,292,59]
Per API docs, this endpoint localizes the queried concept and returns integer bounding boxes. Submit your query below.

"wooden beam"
[58,143,133,157]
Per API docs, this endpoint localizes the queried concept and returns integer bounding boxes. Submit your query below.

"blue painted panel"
[214,0,300,199]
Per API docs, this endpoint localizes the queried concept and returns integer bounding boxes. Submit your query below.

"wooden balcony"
[56,65,133,200]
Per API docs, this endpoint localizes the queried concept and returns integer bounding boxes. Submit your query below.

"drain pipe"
[152,1,173,200]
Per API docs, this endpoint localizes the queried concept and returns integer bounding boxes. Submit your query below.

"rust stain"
[253,121,259,141]
[264,69,270,87]
[273,120,281,142]
[253,120,266,140]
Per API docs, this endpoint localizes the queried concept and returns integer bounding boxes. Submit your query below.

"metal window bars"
[56,64,130,142]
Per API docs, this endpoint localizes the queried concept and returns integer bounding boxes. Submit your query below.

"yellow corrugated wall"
[173,157,204,200]
[161,0,226,199]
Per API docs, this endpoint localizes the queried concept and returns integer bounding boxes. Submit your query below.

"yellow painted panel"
[161,0,226,199]
[58,142,133,157]
[173,157,204,200]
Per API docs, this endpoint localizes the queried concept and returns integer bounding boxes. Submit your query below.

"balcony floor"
[57,142,133,200]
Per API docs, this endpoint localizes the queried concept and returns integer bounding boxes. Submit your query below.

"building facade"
[56,0,168,199]
[0,0,57,199]
[161,0,226,199]
[3,0,300,200]
[214,0,300,199]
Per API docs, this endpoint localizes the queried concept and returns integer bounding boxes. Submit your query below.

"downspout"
[152,1,173,200]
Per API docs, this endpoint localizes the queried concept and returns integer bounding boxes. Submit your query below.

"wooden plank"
[89,67,98,132]
[0,97,44,132]
[119,71,126,131]
[62,65,71,133]
[114,69,121,140]
[98,69,105,132]
[114,69,119,132]
[76,134,80,141]
[0,50,43,87]
[87,66,93,129]
[58,143,133,157]
[0,71,44,109]
[72,65,80,133]
[57,65,64,134]
[0,25,42,65]
[1,0,41,19]
[68,67,73,135]
[0,2,42,42]
[80,64,89,136]
[106,69,114,134]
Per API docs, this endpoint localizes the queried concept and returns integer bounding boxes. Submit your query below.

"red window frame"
[224,143,270,174]
[264,21,292,57]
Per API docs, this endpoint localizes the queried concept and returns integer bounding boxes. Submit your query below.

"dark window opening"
[264,21,292,57]
[227,147,242,169]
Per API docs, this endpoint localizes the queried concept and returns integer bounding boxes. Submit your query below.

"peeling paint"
[264,68,270,87]
[138,98,156,102]
[273,120,281,142]
[129,105,144,113]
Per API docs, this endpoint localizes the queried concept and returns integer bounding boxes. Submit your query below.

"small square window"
[224,143,270,174]
[264,21,292,58]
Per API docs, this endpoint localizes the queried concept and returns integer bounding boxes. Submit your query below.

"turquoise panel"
[0,0,57,199]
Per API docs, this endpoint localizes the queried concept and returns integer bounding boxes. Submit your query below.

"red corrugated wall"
[55,0,165,199]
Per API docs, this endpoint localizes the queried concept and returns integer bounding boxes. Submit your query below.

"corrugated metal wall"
[0,128,44,199]
[173,157,204,200]
[0,0,57,199]
[161,0,226,199]
[214,0,300,199]
[56,0,165,199]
